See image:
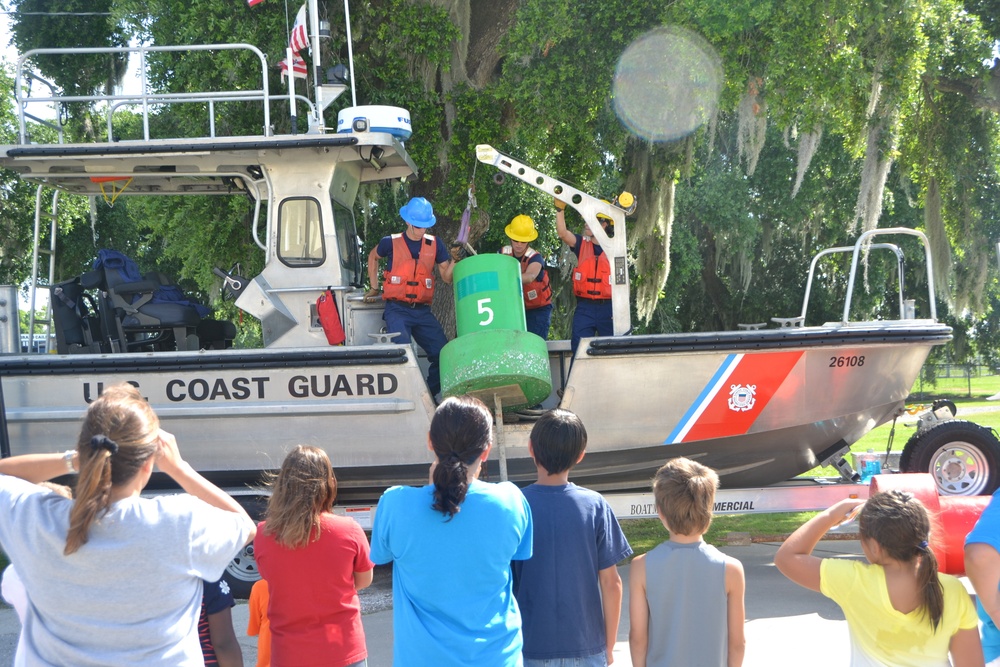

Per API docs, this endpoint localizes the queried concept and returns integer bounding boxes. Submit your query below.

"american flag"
[279,54,308,81]
[289,4,309,55]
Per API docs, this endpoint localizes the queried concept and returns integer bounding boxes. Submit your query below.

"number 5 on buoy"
[477,298,494,326]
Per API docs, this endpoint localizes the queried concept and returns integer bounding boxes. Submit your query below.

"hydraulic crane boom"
[475,144,632,335]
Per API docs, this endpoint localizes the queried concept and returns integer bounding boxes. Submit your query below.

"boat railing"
[104,94,316,143]
[770,229,936,328]
[17,72,65,145]
[842,228,937,324]
[14,43,281,144]
[780,242,905,327]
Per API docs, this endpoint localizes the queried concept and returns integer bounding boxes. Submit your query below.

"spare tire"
[899,420,1000,496]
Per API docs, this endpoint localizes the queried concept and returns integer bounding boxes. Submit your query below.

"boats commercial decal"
[664,350,804,444]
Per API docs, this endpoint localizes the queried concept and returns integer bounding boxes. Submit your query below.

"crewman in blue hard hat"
[365,196,456,398]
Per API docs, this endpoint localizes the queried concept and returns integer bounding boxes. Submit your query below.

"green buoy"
[440,254,552,409]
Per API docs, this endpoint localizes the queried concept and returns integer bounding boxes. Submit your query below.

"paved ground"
[0,539,867,666]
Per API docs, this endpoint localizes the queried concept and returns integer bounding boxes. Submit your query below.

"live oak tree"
[1,0,998,350]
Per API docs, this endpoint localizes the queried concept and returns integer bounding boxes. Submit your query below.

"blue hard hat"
[399,197,436,228]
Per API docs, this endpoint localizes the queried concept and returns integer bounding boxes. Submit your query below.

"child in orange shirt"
[247,579,271,667]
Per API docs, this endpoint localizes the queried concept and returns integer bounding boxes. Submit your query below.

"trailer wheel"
[222,495,268,599]
[899,420,1000,496]
[222,542,260,600]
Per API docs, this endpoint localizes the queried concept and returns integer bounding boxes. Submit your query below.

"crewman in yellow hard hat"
[500,214,553,341]
[555,198,614,354]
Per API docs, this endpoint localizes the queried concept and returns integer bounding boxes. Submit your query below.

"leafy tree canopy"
[0,0,998,352]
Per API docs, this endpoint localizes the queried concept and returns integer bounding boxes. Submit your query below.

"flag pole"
[344,0,357,107]
[287,46,297,135]
[308,0,321,128]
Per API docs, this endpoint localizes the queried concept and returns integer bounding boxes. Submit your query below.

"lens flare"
[612,26,722,142]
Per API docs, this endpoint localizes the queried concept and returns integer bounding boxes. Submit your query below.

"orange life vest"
[383,233,437,304]
[572,238,612,300]
[501,246,552,310]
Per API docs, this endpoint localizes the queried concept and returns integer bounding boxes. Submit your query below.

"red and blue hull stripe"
[665,350,804,444]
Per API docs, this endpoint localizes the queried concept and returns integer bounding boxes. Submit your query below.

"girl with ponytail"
[370,395,533,666]
[776,489,983,665]
[0,382,255,666]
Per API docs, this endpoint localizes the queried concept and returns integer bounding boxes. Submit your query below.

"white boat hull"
[0,320,949,502]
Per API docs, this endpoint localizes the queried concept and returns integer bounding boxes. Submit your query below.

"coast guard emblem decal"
[728,384,757,412]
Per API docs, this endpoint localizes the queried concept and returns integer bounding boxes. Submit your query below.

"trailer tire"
[222,495,268,599]
[899,420,1000,496]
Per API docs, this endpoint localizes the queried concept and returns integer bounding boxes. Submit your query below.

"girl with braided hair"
[370,395,533,666]
[0,382,255,666]
[776,489,983,666]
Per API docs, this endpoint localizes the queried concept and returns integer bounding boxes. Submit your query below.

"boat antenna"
[309,0,321,102]
[342,0,357,106]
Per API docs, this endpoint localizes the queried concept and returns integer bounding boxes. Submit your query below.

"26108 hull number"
[829,355,865,368]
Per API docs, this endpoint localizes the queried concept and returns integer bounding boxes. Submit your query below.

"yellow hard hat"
[597,199,614,223]
[505,214,538,242]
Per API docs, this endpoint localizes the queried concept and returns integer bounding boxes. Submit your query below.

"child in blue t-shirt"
[965,489,1000,666]
[198,577,242,667]
[512,409,633,666]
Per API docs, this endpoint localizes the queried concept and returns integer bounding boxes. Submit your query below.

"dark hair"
[429,396,492,518]
[529,409,587,475]
[264,445,337,549]
[859,490,944,630]
[66,383,159,555]
[652,457,719,536]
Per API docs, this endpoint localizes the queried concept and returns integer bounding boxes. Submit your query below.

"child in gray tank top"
[628,457,746,667]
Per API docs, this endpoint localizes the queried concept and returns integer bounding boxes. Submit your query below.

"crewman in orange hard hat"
[500,214,553,341]
[555,198,614,355]
[366,196,455,397]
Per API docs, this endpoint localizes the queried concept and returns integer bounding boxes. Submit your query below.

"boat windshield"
[278,197,325,267]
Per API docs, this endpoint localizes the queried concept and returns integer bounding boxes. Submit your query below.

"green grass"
[910,373,1000,401]
[621,512,818,560]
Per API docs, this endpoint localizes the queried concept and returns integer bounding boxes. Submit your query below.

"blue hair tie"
[918,540,929,550]
[90,435,119,456]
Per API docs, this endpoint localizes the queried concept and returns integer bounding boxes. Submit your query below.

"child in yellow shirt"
[776,490,982,666]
